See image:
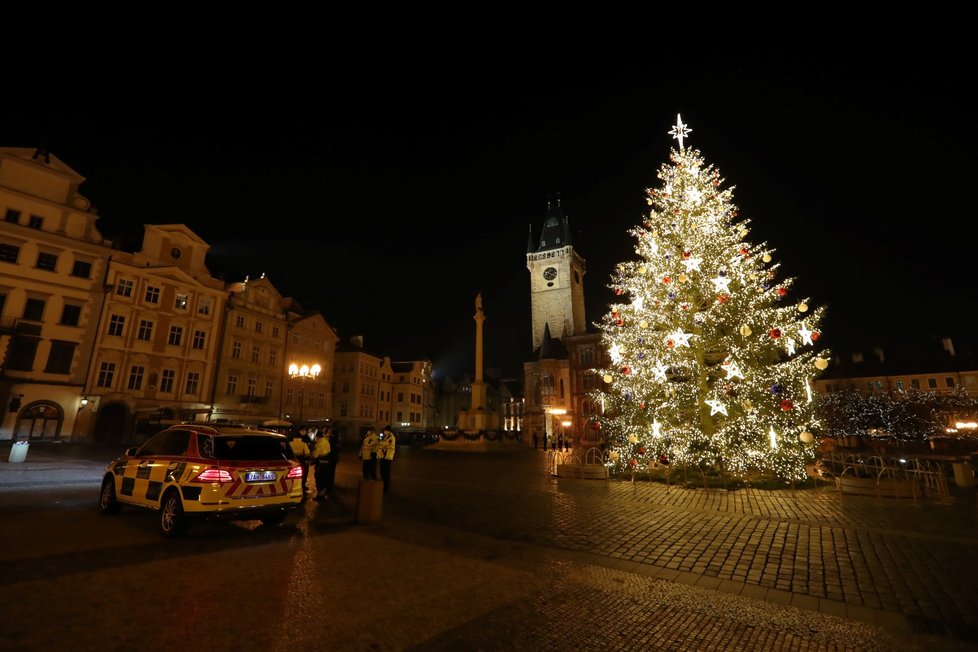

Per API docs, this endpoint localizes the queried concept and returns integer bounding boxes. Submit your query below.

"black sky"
[3,44,974,379]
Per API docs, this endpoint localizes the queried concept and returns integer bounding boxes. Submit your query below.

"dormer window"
[170,247,182,259]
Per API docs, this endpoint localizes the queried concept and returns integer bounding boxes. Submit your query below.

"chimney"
[349,335,364,349]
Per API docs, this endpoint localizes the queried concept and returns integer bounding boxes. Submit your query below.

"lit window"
[175,293,188,310]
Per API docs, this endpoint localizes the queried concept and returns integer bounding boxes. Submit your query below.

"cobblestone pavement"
[3,441,977,651]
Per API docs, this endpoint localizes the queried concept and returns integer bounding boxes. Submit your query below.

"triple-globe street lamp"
[288,362,321,424]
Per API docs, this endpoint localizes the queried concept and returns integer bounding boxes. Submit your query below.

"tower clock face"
[543,267,557,281]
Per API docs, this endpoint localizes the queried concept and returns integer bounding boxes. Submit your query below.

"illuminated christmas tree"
[594,115,830,482]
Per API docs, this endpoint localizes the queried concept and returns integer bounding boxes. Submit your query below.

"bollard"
[7,440,30,463]
[356,479,384,523]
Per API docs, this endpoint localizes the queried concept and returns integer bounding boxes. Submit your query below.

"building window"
[286,388,294,405]
[227,375,238,395]
[23,297,45,321]
[160,369,175,393]
[185,372,200,395]
[36,252,58,271]
[582,372,596,390]
[542,373,554,395]
[928,378,938,389]
[292,331,299,344]
[116,279,133,297]
[174,293,188,310]
[4,208,20,224]
[272,326,280,337]
[580,346,594,366]
[255,320,263,334]
[192,330,206,349]
[247,377,257,397]
[339,402,348,417]
[28,215,43,229]
[107,314,125,336]
[911,379,920,389]
[235,315,245,328]
[251,345,260,362]
[895,379,905,390]
[71,260,92,279]
[197,297,212,316]
[60,304,82,327]
[128,365,145,390]
[168,326,183,346]
[341,381,349,393]
[396,411,403,421]
[5,336,39,370]
[137,319,154,341]
[144,285,160,304]
[318,392,325,407]
[96,362,116,388]
[232,341,242,359]
[0,291,6,314]
[946,377,955,388]
[265,380,273,397]
[269,349,278,366]
[0,243,20,263]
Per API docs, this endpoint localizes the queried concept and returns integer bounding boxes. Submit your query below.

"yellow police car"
[98,423,304,537]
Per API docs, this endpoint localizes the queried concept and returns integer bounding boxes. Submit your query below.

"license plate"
[246,471,276,482]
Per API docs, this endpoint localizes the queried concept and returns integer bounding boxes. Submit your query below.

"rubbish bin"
[356,479,383,523]
[952,462,975,488]
[7,440,29,463]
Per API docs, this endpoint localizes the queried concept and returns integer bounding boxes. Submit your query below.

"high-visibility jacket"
[312,435,331,460]
[378,432,396,460]
[360,432,380,461]
[289,438,310,460]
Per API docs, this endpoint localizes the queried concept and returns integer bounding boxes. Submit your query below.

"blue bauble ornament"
[668,291,675,299]
[771,384,782,394]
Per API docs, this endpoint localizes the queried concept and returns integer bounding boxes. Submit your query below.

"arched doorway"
[93,402,129,445]
[14,401,63,440]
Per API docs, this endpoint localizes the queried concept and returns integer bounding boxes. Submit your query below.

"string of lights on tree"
[590,115,830,481]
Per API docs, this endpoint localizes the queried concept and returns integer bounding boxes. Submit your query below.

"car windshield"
[212,436,289,461]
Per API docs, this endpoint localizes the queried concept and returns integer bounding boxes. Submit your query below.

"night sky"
[3,45,974,379]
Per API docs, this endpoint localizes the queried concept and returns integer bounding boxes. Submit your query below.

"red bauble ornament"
[639,402,646,409]
[622,366,631,375]
[638,447,646,455]
[613,310,619,318]
[616,319,624,327]
[713,180,719,187]
[683,250,691,259]
[666,339,676,348]
[739,247,749,256]
[662,276,672,284]
[615,288,623,295]
[770,328,782,339]
[717,294,729,304]
[780,399,794,411]
[812,331,821,341]
[777,288,787,297]
[629,459,637,467]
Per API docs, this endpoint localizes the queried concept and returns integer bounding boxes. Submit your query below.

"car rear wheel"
[98,476,121,515]
[160,490,187,538]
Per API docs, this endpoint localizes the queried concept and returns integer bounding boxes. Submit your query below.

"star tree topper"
[669,113,692,149]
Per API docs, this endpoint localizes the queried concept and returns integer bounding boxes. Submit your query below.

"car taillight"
[287,465,304,479]
[194,468,234,483]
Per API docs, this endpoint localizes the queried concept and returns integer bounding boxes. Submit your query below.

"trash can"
[356,479,383,523]
[7,440,30,463]
[952,462,975,488]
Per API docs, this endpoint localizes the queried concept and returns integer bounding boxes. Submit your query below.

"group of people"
[288,426,339,501]
[532,430,572,452]
[360,425,396,493]
[289,424,398,499]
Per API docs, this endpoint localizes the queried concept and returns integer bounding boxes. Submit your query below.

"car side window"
[140,430,191,456]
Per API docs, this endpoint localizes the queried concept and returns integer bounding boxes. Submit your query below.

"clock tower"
[527,198,586,351]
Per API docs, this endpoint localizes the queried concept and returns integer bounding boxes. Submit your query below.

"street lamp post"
[288,362,321,424]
